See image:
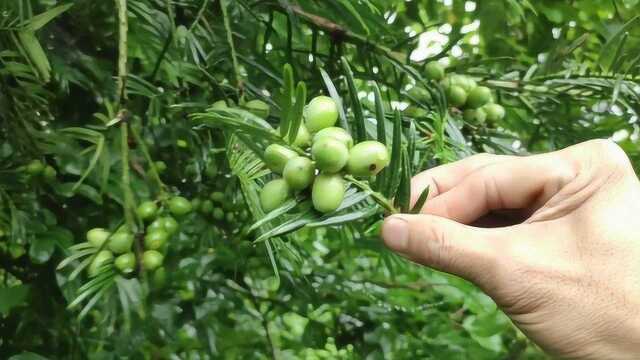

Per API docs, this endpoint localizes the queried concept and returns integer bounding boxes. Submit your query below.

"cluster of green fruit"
[424,62,506,123]
[23,159,57,182]
[259,96,390,214]
[84,196,193,278]
[191,190,250,227]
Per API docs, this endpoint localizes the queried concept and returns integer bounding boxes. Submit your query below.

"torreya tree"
[1,0,639,358]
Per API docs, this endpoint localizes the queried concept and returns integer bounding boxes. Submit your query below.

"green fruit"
[26,160,44,176]
[43,166,57,182]
[408,87,432,103]
[88,250,114,277]
[404,107,428,118]
[200,199,214,214]
[210,192,225,203]
[136,201,158,221]
[264,144,298,174]
[311,138,349,173]
[168,196,192,216]
[144,229,169,250]
[239,210,249,221]
[312,174,345,213]
[108,231,134,254]
[212,99,234,109]
[225,212,235,223]
[191,198,202,212]
[244,99,270,118]
[283,156,315,191]
[204,163,217,178]
[160,217,179,235]
[346,141,390,177]
[466,86,492,109]
[115,252,136,274]
[484,103,506,121]
[425,61,445,81]
[152,266,167,288]
[260,179,291,213]
[212,208,224,220]
[312,127,354,149]
[154,161,167,174]
[291,124,311,148]
[87,228,111,247]
[147,219,164,233]
[142,250,164,271]
[463,108,487,123]
[305,96,339,132]
[447,86,467,107]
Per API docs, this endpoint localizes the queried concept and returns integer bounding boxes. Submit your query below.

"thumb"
[381,214,503,286]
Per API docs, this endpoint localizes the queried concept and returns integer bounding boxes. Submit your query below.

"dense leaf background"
[1,0,639,359]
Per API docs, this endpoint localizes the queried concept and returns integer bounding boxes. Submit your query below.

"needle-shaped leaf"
[280,64,294,137]
[341,57,366,142]
[384,110,403,198]
[397,149,412,213]
[411,186,430,214]
[248,197,301,232]
[287,82,307,144]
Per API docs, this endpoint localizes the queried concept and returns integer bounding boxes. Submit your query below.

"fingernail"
[382,216,409,253]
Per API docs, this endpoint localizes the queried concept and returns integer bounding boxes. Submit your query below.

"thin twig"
[220,0,242,88]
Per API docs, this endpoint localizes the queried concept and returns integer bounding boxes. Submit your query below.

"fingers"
[421,153,577,224]
[411,153,512,206]
[382,214,507,286]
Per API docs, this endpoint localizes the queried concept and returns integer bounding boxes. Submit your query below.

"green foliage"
[1,0,639,358]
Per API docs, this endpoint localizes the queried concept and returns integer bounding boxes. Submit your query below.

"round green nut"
[108,231,134,254]
[292,124,311,148]
[136,201,158,221]
[483,103,506,121]
[168,196,193,216]
[312,127,353,149]
[283,156,315,191]
[200,199,214,215]
[346,141,391,177]
[160,217,179,235]
[88,250,114,277]
[147,219,164,233]
[144,229,169,250]
[212,207,224,220]
[26,160,44,176]
[424,61,445,81]
[115,252,136,274]
[154,161,167,174]
[152,266,167,288]
[463,108,487,124]
[447,86,467,108]
[142,250,164,271]
[311,138,349,173]
[305,96,339,133]
[210,191,225,203]
[264,144,298,174]
[408,87,432,103]
[87,228,111,247]
[312,173,345,213]
[466,86,492,109]
[43,165,57,182]
[191,198,202,212]
[211,99,234,109]
[260,179,291,213]
[244,99,270,118]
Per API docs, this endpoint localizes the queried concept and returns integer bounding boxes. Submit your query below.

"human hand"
[381,140,640,359]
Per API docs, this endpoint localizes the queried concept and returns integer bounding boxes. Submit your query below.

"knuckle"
[586,139,630,167]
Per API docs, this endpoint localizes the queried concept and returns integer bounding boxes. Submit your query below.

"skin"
[381,140,640,359]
